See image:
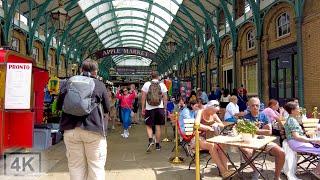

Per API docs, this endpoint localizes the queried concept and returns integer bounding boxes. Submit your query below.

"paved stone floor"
[0,123,317,180]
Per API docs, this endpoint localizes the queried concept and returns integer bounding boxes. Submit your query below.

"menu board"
[5,63,32,109]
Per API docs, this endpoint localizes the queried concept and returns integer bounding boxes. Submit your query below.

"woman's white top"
[224,102,239,120]
[220,95,230,102]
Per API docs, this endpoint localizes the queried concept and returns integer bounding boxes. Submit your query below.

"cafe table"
[207,135,277,179]
[220,122,235,135]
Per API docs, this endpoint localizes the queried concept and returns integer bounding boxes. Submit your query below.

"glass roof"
[113,55,152,66]
[78,0,183,66]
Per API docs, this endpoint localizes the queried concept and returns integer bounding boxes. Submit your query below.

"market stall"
[0,50,49,155]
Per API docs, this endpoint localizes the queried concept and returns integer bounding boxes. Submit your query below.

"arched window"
[227,42,233,57]
[32,47,39,62]
[11,37,20,52]
[247,30,255,50]
[277,12,290,38]
[48,54,53,67]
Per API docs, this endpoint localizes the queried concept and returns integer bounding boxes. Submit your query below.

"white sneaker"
[121,132,125,138]
[121,130,127,138]
[112,125,115,130]
[125,129,129,136]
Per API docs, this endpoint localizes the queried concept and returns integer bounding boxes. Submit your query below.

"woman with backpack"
[116,84,137,138]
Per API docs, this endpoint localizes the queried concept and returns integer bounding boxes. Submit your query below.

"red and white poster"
[5,63,32,109]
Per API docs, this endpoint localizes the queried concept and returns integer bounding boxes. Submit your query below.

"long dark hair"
[190,90,196,97]
[223,89,230,97]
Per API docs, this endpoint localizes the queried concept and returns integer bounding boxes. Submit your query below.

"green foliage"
[236,119,257,135]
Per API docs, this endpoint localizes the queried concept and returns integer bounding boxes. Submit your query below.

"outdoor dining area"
[168,100,320,180]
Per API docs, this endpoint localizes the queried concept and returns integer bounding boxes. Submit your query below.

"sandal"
[221,169,236,179]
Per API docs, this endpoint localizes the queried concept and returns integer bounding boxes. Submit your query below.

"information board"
[5,63,32,109]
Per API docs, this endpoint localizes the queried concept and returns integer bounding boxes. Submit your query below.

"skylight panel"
[117,18,146,26]
[148,23,166,37]
[153,17,169,30]
[146,29,162,41]
[116,10,147,19]
[113,0,149,10]
[119,25,145,32]
[121,36,144,42]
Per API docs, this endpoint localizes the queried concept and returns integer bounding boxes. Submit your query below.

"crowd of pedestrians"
[56,59,320,180]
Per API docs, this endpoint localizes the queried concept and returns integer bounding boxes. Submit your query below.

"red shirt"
[116,90,137,109]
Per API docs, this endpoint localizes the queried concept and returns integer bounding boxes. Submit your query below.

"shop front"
[268,43,298,105]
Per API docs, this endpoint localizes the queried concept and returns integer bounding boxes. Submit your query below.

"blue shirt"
[244,112,269,128]
[179,107,196,134]
[201,92,209,103]
[237,95,247,112]
[167,101,175,113]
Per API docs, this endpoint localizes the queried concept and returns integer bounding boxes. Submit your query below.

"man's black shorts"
[144,108,165,126]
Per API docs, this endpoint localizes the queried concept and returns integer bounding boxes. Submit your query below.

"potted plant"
[236,119,257,143]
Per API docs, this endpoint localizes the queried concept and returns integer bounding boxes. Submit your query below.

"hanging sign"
[94,47,156,60]
[5,63,32,109]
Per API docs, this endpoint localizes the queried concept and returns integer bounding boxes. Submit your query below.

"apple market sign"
[94,47,155,60]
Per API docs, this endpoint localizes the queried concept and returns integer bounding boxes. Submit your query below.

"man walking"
[57,59,109,180]
[141,71,168,152]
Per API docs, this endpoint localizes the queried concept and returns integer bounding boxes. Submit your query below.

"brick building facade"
[178,1,320,111]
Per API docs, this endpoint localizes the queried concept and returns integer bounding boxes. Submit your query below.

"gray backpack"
[62,75,96,116]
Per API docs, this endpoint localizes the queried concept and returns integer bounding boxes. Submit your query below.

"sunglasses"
[123,89,128,91]
[250,104,260,107]
[208,104,219,108]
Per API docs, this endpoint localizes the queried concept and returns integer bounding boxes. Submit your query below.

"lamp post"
[172,64,178,77]
[168,69,172,77]
[51,0,71,76]
[172,64,179,98]
[150,61,158,71]
[166,35,177,53]
[109,67,116,75]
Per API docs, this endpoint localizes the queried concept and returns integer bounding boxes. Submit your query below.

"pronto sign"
[94,47,155,60]
[5,63,32,109]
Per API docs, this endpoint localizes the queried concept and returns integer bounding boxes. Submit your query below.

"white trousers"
[64,127,107,180]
